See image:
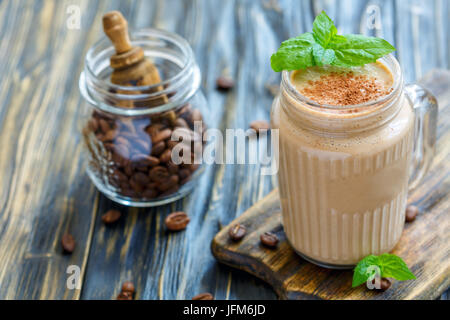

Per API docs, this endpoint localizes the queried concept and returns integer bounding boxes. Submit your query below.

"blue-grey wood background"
[0,0,447,299]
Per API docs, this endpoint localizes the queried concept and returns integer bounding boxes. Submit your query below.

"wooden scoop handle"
[103,11,133,54]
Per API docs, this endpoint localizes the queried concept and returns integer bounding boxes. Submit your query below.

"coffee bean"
[113,169,128,182]
[122,188,137,198]
[152,128,172,144]
[372,278,391,291]
[165,211,190,231]
[188,164,200,172]
[158,175,179,192]
[61,233,76,253]
[166,140,179,149]
[405,205,419,222]
[132,172,150,186]
[159,149,172,163]
[151,141,166,156]
[379,278,391,291]
[260,232,278,248]
[116,291,133,300]
[101,209,121,224]
[124,163,134,176]
[146,123,166,136]
[192,293,214,300]
[88,118,99,132]
[149,166,170,183]
[216,76,234,91]
[250,120,270,134]
[131,154,160,167]
[121,281,135,294]
[180,176,191,186]
[160,185,180,197]
[142,188,158,199]
[175,118,189,128]
[113,143,130,160]
[229,224,247,241]
[99,119,110,133]
[130,177,145,194]
[178,169,191,180]
[103,129,117,142]
[167,161,179,174]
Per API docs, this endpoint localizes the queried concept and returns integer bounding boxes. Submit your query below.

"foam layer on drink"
[291,62,394,106]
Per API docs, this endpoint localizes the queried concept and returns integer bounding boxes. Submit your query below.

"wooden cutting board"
[211,70,450,300]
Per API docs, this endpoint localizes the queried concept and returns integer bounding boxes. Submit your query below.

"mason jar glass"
[271,55,437,268]
[79,29,209,207]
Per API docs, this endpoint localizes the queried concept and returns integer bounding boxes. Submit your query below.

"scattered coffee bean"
[229,224,247,241]
[116,291,133,300]
[101,209,121,224]
[260,232,279,248]
[216,76,234,91]
[372,278,391,291]
[192,293,214,300]
[61,233,76,253]
[165,211,190,231]
[405,205,419,222]
[121,281,135,294]
[250,120,270,134]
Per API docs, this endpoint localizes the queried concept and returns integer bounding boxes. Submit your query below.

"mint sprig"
[270,11,396,72]
[352,253,416,288]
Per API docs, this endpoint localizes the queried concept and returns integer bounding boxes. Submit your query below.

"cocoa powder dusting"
[299,71,393,106]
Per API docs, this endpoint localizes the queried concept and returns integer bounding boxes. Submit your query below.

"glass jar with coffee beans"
[79,24,209,207]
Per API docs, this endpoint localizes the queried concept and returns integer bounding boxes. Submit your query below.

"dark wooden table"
[0,0,448,300]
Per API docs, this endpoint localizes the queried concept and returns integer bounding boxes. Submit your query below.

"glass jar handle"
[405,84,438,191]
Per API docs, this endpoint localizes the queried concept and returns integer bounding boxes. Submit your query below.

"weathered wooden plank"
[212,70,450,300]
[0,0,104,299]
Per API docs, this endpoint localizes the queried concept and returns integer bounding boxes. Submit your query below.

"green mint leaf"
[352,255,380,287]
[352,254,415,288]
[312,43,335,66]
[270,33,316,72]
[378,253,416,281]
[330,34,396,67]
[312,11,337,47]
[270,11,396,72]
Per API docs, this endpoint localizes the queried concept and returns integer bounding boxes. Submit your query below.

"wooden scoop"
[102,11,168,107]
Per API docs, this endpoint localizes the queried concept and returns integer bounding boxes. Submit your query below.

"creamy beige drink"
[271,57,415,267]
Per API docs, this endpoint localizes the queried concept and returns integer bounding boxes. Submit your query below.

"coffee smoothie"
[271,58,415,267]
